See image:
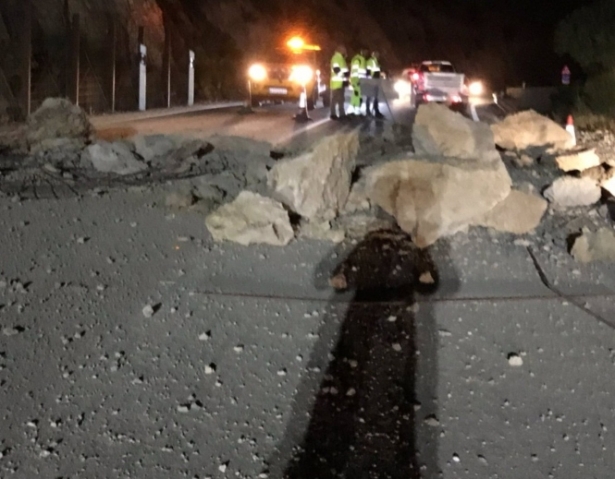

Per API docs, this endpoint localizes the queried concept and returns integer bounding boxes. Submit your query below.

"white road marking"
[275,117,331,146]
[470,103,480,122]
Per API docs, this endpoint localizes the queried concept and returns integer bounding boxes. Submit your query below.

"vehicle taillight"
[411,72,419,82]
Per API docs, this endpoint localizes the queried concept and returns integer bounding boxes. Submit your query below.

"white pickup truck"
[414,61,466,106]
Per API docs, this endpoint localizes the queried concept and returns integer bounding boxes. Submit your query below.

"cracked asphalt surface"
[1,101,615,478]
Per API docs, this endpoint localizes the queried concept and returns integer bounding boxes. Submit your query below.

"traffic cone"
[566,115,576,146]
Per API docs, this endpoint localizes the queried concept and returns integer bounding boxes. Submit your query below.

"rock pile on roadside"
[492,109,615,262]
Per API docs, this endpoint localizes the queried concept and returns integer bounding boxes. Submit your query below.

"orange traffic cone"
[566,115,576,146]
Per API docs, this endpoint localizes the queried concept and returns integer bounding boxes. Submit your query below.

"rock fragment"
[205,191,294,246]
[571,228,615,263]
[473,190,547,234]
[491,110,575,153]
[555,148,601,172]
[543,177,601,207]
[81,141,148,175]
[268,130,359,220]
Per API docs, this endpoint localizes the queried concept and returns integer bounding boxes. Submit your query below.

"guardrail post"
[110,22,116,112]
[138,26,146,111]
[70,14,80,105]
[21,0,32,117]
[188,50,195,106]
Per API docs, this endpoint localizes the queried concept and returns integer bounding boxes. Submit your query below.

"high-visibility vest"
[351,54,367,80]
[366,57,380,77]
[330,52,348,89]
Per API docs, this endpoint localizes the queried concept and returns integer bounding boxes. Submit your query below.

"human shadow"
[265,230,460,479]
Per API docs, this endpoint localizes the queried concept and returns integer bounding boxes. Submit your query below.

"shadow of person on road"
[264,230,460,479]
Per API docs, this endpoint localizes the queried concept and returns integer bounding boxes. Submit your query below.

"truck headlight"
[394,79,411,96]
[468,81,483,96]
[248,64,267,82]
[290,65,313,85]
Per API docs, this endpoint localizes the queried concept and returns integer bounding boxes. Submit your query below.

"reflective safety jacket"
[366,56,381,78]
[350,54,367,80]
[330,52,348,89]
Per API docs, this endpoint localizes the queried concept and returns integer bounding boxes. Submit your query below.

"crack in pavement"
[527,246,615,330]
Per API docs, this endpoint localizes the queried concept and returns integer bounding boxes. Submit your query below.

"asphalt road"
[1,97,614,479]
[90,94,502,151]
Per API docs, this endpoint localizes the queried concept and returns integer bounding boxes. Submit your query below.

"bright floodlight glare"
[248,64,267,82]
[291,65,313,84]
[469,81,483,96]
[287,37,304,50]
[394,79,411,97]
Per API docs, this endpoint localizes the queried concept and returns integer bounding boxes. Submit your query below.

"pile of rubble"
[204,104,550,248]
[3,97,615,261]
[0,98,276,202]
[492,109,615,262]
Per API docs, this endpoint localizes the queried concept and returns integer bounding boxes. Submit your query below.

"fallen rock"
[366,155,511,247]
[81,141,148,175]
[299,220,345,243]
[267,130,359,220]
[543,177,601,207]
[473,190,547,234]
[599,169,615,197]
[581,165,608,184]
[515,153,535,168]
[166,191,195,209]
[132,134,179,164]
[571,228,615,263]
[343,175,371,214]
[164,139,213,173]
[491,110,575,153]
[26,98,91,152]
[555,148,601,172]
[205,191,293,246]
[413,103,499,161]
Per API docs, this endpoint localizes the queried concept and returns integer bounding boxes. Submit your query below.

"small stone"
[346,388,357,396]
[387,315,397,322]
[424,415,440,427]
[419,271,435,284]
[219,462,228,473]
[452,453,461,463]
[177,404,190,413]
[199,331,211,341]
[205,364,216,375]
[392,343,402,352]
[233,344,244,353]
[142,305,155,318]
[508,353,523,367]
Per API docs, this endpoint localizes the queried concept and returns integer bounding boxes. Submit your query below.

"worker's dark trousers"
[330,87,346,117]
[366,96,380,114]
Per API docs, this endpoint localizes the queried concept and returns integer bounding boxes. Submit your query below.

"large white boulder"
[491,110,575,152]
[413,103,500,162]
[555,148,601,172]
[267,130,359,220]
[366,155,512,247]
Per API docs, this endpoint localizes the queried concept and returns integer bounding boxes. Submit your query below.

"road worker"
[349,47,367,115]
[330,45,348,120]
[366,50,384,118]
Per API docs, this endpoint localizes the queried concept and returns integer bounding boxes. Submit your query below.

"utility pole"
[164,28,171,108]
[110,21,116,112]
[137,26,146,111]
